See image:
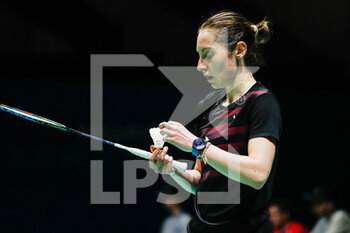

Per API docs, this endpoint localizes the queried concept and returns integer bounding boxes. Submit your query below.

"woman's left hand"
[159,121,198,153]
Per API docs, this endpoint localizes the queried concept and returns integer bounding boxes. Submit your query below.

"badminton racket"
[0,104,187,171]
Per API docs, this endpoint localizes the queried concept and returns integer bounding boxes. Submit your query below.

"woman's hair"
[198,10,272,66]
[269,200,292,215]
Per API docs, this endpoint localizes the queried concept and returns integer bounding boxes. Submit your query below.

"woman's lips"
[207,76,214,82]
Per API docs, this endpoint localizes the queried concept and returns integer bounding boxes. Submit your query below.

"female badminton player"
[149,10,282,233]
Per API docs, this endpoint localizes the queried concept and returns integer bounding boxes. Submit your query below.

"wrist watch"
[192,136,209,157]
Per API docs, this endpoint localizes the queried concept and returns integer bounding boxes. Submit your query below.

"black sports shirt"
[192,81,282,230]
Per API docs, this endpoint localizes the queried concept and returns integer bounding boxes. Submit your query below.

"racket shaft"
[67,128,115,146]
[68,128,188,171]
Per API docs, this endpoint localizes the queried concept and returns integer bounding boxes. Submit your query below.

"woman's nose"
[197,57,207,72]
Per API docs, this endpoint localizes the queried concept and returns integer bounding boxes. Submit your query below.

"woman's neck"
[224,68,257,105]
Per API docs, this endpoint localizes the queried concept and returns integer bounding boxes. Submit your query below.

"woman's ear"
[235,41,247,59]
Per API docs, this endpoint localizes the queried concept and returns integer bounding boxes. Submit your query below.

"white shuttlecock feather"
[149,127,166,148]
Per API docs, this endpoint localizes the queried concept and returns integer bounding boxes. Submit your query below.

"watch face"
[194,138,206,150]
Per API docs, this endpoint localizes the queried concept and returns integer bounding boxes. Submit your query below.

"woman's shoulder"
[248,81,270,97]
[332,209,350,222]
[248,82,279,106]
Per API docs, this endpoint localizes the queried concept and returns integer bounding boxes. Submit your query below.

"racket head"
[0,104,67,131]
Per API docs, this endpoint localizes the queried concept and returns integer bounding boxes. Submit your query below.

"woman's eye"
[205,53,213,59]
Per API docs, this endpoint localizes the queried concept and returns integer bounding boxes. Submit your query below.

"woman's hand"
[159,121,198,153]
[149,145,175,174]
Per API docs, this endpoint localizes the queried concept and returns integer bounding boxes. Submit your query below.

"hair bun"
[255,18,272,45]
[251,24,259,38]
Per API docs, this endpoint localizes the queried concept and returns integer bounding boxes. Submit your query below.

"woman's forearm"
[169,169,201,195]
[204,144,267,190]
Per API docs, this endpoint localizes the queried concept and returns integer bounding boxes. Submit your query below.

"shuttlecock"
[149,127,166,148]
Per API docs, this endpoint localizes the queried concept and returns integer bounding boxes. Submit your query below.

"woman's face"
[268,205,287,229]
[196,29,239,89]
[312,201,333,218]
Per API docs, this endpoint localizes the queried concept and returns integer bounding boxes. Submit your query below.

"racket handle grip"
[172,160,188,172]
[123,147,188,172]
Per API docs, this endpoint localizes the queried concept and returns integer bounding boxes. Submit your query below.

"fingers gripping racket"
[0,104,187,171]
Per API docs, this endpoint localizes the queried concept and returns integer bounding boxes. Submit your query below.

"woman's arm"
[169,159,201,194]
[159,121,276,190]
[149,146,202,194]
[204,137,276,190]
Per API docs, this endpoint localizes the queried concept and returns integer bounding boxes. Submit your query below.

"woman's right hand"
[149,145,175,174]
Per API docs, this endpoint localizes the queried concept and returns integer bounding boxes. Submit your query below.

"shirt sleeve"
[311,219,327,233]
[159,218,170,233]
[248,93,282,145]
[325,210,350,233]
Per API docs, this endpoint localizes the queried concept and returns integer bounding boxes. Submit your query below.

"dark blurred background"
[1,0,349,232]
